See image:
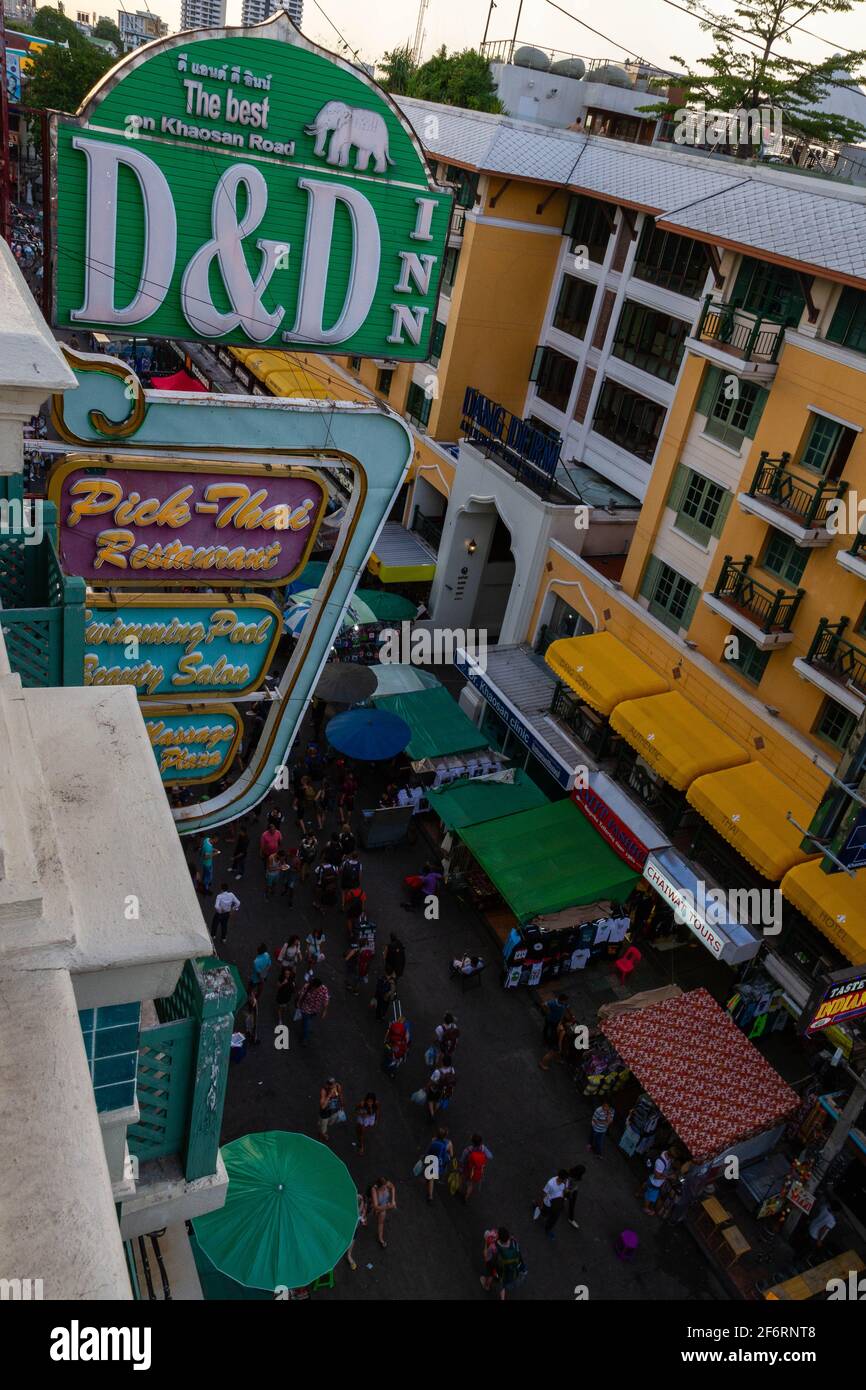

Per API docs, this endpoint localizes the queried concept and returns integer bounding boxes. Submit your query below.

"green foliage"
[93,18,123,52]
[25,41,115,132]
[659,0,866,149]
[378,44,503,114]
[29,5,88,47]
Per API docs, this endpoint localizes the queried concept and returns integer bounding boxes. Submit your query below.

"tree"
[29,5,87,47]
[410,47,503,113]
[93,18,123,53]
[379,44,417,96]
[662,0,866,150]
[25,41,115,127]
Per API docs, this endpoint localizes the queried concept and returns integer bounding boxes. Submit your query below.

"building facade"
[241,0,303,26]
[118,8,169,50]
[179,0,227,31]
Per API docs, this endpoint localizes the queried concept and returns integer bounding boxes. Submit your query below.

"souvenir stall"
[425,769,548,858]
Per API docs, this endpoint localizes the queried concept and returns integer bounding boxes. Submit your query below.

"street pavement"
[208,753,726,1303]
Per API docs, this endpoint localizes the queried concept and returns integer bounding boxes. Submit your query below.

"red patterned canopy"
[601,988,799,1161]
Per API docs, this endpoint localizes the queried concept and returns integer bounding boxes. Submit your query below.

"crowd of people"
[10,205,43,297]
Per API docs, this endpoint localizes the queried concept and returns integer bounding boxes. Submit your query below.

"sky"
[92,0,866,76]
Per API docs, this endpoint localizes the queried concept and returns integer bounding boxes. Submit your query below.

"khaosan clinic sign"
[51,17,452,358]
[48,456,326,586]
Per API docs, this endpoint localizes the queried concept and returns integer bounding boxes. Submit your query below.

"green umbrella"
[192,1131,358,1292]
[355,589,417,621]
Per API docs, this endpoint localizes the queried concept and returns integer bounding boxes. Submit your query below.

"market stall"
[373,686,489,760]
[425,768,548,864]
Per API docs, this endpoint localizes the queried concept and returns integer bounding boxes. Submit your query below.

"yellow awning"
[781,861,866,965]
[231,348,336,399]
[545,632,668,717]
[687,763,818,881]
[610,691,749,791]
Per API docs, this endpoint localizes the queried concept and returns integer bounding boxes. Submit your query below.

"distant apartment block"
[180,0,227,30]
[241,0,303,26]
[118,8,169,50]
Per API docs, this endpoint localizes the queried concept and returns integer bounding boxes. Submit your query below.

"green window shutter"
[731,256,756,304]
[681,581,701,632]
[529,345,544,383]
[696,366,720,417]
[744,387,768,439]
[640,554,662,600]
[667,463,691,512]
[711,488,733,538]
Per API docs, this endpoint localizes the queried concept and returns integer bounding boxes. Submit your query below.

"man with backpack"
[313,855,339,914]
[480,1229,527,1300]
[381,1014,411,1076]
[434,1012,460,1064]
[340,852,363,906]
[459,1134,492,1203]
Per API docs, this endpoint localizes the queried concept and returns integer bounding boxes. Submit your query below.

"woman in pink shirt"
[260,823,282,875]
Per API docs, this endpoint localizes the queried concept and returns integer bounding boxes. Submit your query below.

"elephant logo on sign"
[304,101,395,174]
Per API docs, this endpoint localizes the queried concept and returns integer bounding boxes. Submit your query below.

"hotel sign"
[144,705,243,783]
[48,456,326,587]
[84,594,282,698]
[461,387,561,480]
[51,22,452,359]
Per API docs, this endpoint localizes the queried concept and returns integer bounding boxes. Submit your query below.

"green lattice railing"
[127,1018,195,1163]
[0,493,86,687]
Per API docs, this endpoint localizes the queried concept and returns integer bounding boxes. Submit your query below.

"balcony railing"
[805,617,866,700]
[747,452,848,528]
[450,205,466,238]
[695,295,785,364]
[412,508,444,550]
[713,555,805,633]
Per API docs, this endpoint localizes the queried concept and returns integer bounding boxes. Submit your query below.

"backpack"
[466,1148,488,1183]
[496,1241,526,1287]
[319,864,338,897]
[439,1024,459,1057]
[341,858,361,889]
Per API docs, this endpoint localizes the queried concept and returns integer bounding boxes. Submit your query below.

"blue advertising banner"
[143,704,242,783]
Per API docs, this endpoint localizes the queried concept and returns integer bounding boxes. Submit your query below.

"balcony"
[738,452,847,547]
[449,205,466,242]
[686,296,785,382]
[793,617,866,716]
[836,526,866,584]
[0,495,85,686]
[702,555,804,649]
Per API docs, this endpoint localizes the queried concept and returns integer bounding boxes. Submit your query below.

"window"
[591,379,666,463]
[668,464,730,545]
[724,633,770,685]
[699,368,767,449]
[762,529,808,586]
[732,256,804,323]
[349,356,361,372]
[562,193,612,264]
[552,275,596,340]
[827,286,866,355]
[815,698,857,749]
[406,381,432,428]
[377,368,393,397]
[444,164,479,209]
[799,413,856,478]
[612,301,689,383]
[531,347,577,413]
[429,319,446,366]
[441,246,460,298]
[640,556,699,632]
[632,221,708,297]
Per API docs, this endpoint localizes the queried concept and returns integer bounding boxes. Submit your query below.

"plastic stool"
[311,1269,335,1290]
[615,1229,639,1261]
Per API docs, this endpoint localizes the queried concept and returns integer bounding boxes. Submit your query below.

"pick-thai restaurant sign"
[84,594,282,698]
[51,20,452,359]
[144,704,243,783]
[48,456,326,587]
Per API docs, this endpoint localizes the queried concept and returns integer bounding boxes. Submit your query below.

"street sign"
[84,593,283,699]
[52,17,452,359]
[803,964,866,1036]
[144,704,243,783]
[48,455,327,587]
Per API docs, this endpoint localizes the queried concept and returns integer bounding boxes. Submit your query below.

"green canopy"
[374,687,488,759]
[461,799,637,922]
[192,1131,358,1292]
[427,771,548,832]
[355,589,417,621]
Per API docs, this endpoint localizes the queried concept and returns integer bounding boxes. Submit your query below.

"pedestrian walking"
[344,933,362,994]
[384,933,406,979]
[305,928,326,966]
[340,851,363,905]
[264,849,282,899]
[434,1012,460,1063]
[480,1229,526,1300]
[643,1146,674,1215]
[275,964,295,1026]
[313,780,330,829]
[295,976,330,1046]
[533,1170,568,1239]
[198,833,217,894]
[230,822,250,880]
[357,917,376,982]
[565,1164,586,1228]
[459,1135,492,1203]
[313,856,339,914]
[249,943,272,1000]
[278,935,303,971]
[589,1100,615,1156]
[355,1093,379,1156]
[372,968,397,1021]
[541,993,569,1048]
[279,848,298,901]
[345,1191,367,1272]
[298,831,318,882]
[318,1078,345,1142]
[425,1063,456,1120]
[420,1127,453,1204]
[338,773,357,828]
[381,1013,410,1075]
[338,825,356,856]
[539,1005,576,1071]
[243,988,259,1046]
[343,885,366,936]
[210,883,240,944]
[259,821,282,874]
[369,1178,396,1249]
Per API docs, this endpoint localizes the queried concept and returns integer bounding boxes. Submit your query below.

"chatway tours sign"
[48,456,327,587]
[51,17,452,358]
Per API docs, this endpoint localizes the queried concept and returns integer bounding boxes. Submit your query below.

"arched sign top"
[52,14,452,358]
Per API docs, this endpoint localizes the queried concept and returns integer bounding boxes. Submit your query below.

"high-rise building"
[180,0,227,30]
[118,8,169,51]
[241,0,303,28]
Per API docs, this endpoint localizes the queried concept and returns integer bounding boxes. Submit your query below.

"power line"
[307,0,360,63]
[542,0,680,76]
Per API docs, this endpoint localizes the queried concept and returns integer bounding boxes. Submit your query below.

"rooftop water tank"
[589,63,631,88]
[513,46,551,71]
[550,57,586,79]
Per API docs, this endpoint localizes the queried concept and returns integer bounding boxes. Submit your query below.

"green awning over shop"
[461,799,638,922]
[427,771,548,832]
[373,687,488,759]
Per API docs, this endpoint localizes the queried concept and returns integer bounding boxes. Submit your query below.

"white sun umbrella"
[367,663,442,698]
[283,588,377,637]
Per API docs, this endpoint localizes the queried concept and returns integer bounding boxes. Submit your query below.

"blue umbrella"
[284,560,328,600]
[325,708,411,761]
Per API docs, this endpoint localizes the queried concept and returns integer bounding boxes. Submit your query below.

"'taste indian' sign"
[51,17,451,359]
[48,456,326,587]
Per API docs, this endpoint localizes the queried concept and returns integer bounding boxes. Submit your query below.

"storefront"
[545,631,668,758]
[642,848,763,966]
[686,762,818,892]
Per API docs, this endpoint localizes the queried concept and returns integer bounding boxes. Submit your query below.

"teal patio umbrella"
[192,1131,358,1292]
[355,589,417,621]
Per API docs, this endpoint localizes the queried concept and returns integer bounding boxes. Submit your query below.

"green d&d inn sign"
[52,16,452,359]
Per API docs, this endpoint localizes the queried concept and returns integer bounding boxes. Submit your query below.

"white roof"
[397,95,866,286]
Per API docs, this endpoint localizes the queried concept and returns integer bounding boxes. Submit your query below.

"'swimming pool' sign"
[51,16,451,359]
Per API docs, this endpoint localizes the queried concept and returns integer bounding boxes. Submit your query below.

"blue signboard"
[461,386,561,481]
[456,649,573,790]
[143,705,242,783]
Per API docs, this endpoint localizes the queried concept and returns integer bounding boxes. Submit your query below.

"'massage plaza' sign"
[51,19,452,358]
[48,457,326,587]
[144,705,243,783]
[84,594,282,698]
